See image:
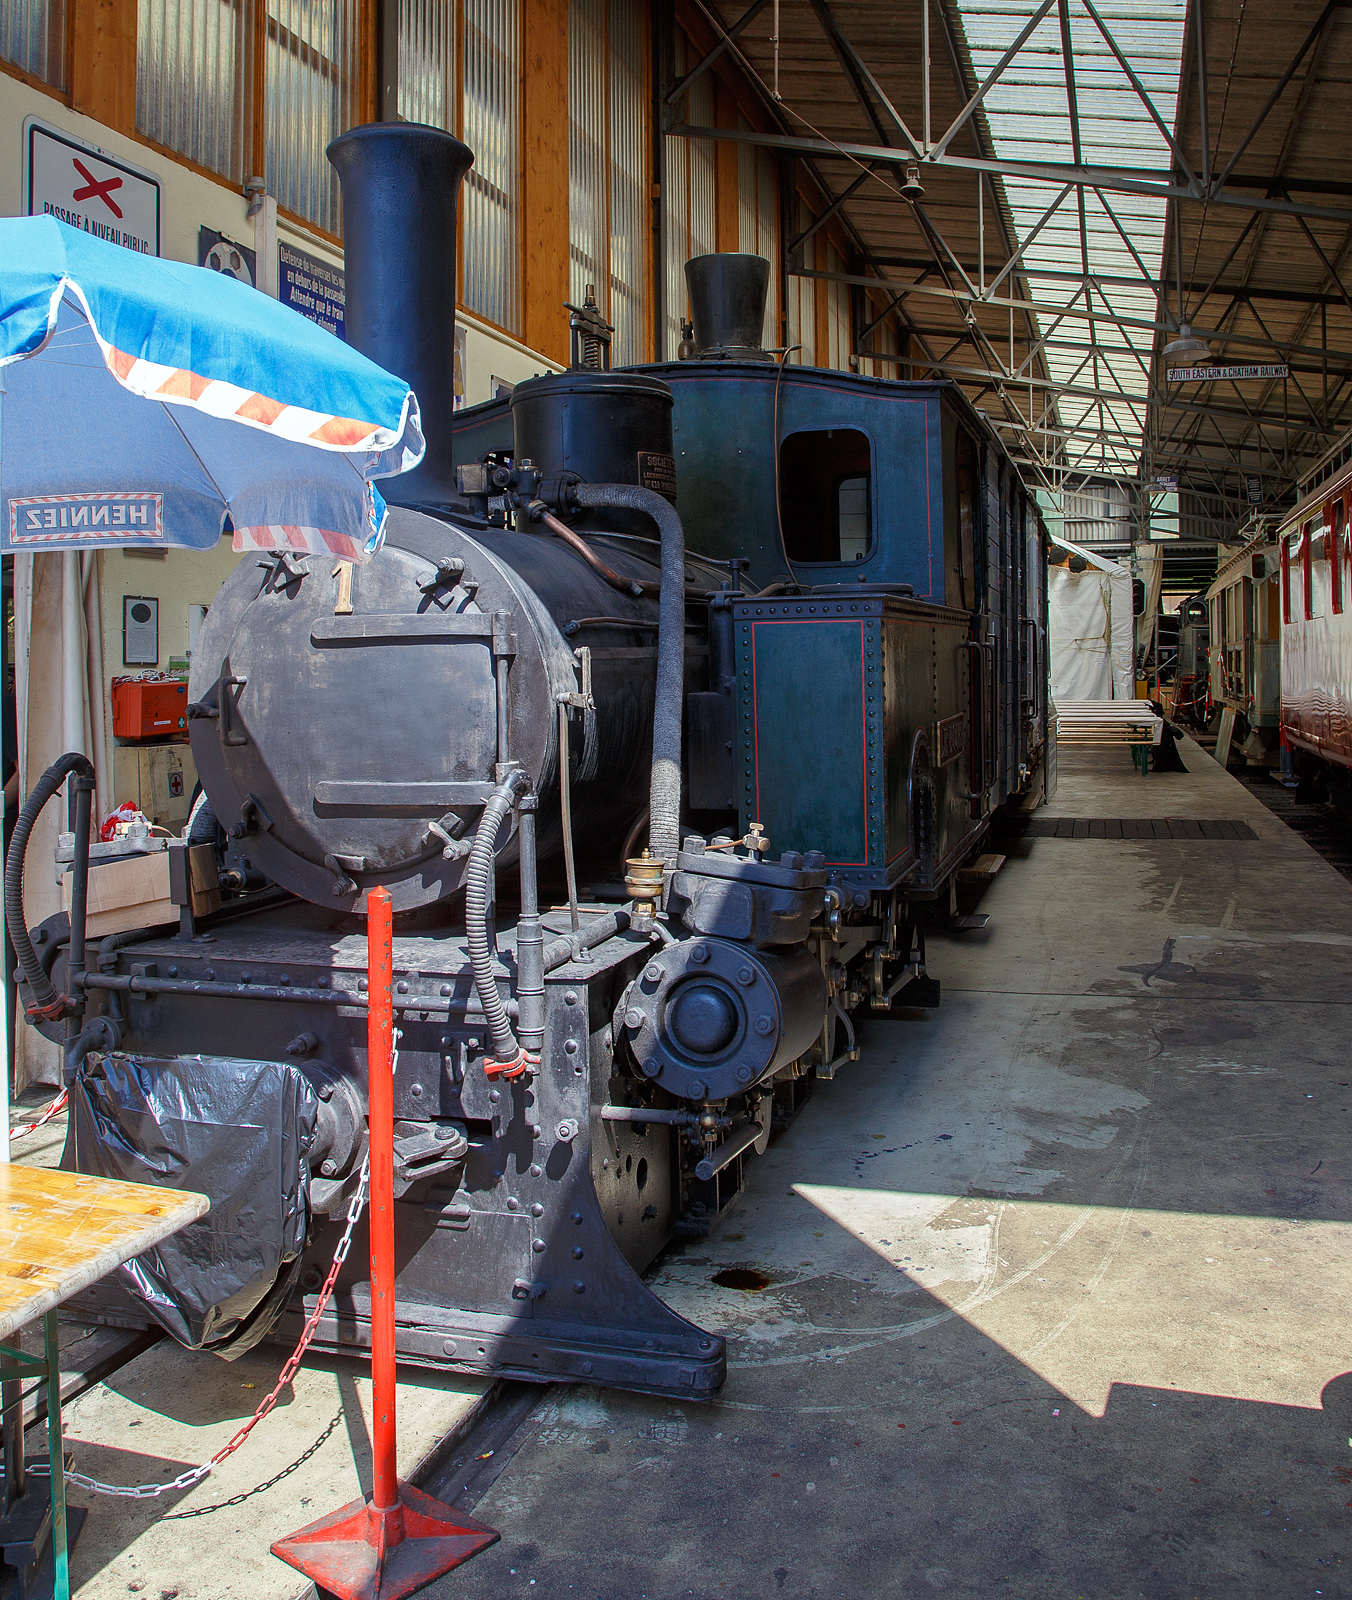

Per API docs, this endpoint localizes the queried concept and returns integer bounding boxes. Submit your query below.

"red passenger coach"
[1279,434,1352,801]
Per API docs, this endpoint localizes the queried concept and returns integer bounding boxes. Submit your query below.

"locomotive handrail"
[962,639,997,802]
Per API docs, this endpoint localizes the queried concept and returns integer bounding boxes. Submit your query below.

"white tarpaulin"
[1048,537,1134,702]
[1134,542,1164,666]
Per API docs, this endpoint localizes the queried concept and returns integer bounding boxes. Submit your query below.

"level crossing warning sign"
[25,119,160,256]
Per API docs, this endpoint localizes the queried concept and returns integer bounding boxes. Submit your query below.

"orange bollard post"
[272,887,498,1600]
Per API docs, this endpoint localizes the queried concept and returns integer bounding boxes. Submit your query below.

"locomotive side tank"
[14,122,1051,1403]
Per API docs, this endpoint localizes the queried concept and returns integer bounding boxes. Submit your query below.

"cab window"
[779,429,873,564]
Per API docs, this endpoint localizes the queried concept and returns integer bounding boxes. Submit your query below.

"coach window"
[1333,498,1345,615]
[1309,518,1327,620]
[779,429,874,564]
[1281,534,1292,623]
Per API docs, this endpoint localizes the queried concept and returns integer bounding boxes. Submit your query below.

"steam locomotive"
[15,125,1050,1400]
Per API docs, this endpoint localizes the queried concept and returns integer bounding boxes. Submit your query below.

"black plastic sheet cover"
[71,1052,317,1357]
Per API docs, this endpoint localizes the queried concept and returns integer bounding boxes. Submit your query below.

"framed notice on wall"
[123,596,159,666]
[26,119,160,257]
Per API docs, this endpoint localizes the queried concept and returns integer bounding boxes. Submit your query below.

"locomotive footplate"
[59,910,726,1399]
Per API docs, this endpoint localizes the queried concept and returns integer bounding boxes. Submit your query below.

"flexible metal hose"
[571,483,685,864]
[463,770,528,1071]
[5,752,96,1020]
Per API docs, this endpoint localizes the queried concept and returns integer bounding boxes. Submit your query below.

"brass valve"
[624,848,665,930]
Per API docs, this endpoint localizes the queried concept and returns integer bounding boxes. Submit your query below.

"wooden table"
[1055,699,1164,775]
[0,1164,208,1600]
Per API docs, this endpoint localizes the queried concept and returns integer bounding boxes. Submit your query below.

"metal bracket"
[219,675,249,746]
[556,645,594,711]
[231,792,273,839]
[427,813,471,861]
[323,851,365,897]
[258,553,307,594]
[418,558,467,607]
[490,611,517,660]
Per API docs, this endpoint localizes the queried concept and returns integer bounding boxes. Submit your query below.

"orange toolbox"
[112,678,189,741]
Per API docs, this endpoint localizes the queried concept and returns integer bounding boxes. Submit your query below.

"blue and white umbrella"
[0,216,423,563]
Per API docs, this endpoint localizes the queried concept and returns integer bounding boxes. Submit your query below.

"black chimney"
[684,253,774,361]
[327,123,474,505]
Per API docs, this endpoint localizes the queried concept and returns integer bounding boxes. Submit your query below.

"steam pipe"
[542,908,633,973]
[515,794,545,1056]
[570,484,685,864]
[695,1116,767,1182]
[81,969,519,1016]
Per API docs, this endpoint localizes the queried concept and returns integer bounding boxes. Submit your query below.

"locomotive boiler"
[12,123,1050,1399]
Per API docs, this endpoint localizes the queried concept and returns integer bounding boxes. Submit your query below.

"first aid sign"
[26,120,160,256]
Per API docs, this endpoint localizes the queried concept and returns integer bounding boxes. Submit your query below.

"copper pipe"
[534,506,656,597]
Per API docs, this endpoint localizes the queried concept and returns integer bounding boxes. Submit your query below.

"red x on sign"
[72,157,123,219]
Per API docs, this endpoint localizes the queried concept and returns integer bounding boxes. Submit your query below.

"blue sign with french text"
[279,242,345,339]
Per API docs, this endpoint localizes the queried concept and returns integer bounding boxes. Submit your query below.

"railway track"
[1233,768,1352,881]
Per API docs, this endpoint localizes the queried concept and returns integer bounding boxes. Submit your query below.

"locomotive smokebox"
[684,253,774,361]
[510,371,678,531]
[327,122,474,506]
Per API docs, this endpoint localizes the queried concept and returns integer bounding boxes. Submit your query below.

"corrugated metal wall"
[737,124,778,350]
[662,30,715,358]
[266,0,361,234]
[569,0,607,321]
[136,0,243,179]
[825,239,847,369]
[569,0,649,364]
[462,0,520,333]
[397,0,455,129]
[2,0,65,87]
[786,198,816,366]
[1061,482,1134,545]
[606,0,645,362]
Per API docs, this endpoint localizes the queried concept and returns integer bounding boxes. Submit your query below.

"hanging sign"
[1167,363,1288,383]
[279,242,345,338]
[25,119,160,256]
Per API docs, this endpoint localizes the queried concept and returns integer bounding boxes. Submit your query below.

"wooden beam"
[714,77,738,251]
[69,0,137,135]
[521,0,570,365]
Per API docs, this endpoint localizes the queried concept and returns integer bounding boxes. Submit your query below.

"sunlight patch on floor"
[794,1184,1347,1417]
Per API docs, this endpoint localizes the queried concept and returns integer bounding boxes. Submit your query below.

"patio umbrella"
[0,216,423,563]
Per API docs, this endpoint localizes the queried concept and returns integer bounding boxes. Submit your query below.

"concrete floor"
[63,1340,490,1599]
[429,737,1352,1600]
